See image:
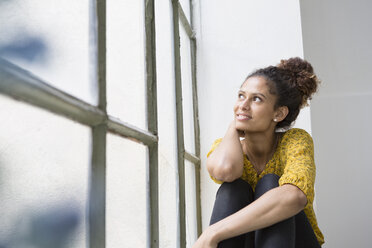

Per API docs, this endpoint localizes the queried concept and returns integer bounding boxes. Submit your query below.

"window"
[0,0,200,247]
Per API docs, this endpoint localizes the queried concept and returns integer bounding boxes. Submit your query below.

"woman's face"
[234,76,280,134]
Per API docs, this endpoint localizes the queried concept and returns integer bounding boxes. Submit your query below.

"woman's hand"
[192,227,218,248]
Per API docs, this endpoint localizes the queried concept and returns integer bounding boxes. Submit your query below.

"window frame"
[171,0,202,247]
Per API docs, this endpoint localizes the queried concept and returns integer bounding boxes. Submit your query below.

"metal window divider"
[171,0,187,247]
[178,2,195,39]
[89,0,107,247]
[145,0,159,247]
[188,0,203,237]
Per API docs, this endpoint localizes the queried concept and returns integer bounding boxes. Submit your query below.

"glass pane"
[156,3,179,242]
[0,95,90,247]
[185,160,198,247]
[179,0,191,22]
[0,0,96,104]
[106,134,147,247]
[107,1,147,130]
[159,145,178,248]
[180,22,195,154]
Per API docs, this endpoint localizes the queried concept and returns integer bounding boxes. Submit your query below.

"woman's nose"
[240,100,250,110]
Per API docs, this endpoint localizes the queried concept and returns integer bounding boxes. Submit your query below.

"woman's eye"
[253,96,262,102]
[238,93,244,99]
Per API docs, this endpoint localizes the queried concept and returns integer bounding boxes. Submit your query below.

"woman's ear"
[274,106,289,122]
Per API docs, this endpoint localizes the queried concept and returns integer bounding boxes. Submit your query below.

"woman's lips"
[236,114,252,120]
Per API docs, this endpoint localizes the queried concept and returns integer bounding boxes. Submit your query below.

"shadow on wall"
[0,203,81,248]
[0,35,48,64]
[0,0,49,65]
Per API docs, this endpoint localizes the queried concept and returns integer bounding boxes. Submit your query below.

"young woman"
[192,57,324,248]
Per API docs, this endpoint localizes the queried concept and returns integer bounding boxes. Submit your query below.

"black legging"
[209,174,321,248]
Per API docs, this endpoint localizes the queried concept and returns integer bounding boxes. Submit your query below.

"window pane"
[0,95,90,247]
[179,0,191,22]
[159,145,178,248]
[0,0,96,104]
[106,134,147,247]
[185,160,198,247]
[155,1,179,243]
[106,1,147,130]
[180,23,195,154]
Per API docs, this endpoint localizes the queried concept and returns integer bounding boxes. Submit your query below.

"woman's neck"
[243,131,278,169]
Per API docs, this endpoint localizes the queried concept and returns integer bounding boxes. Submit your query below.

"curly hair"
[246,57,320,129]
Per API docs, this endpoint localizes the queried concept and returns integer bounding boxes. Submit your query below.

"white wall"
[194,0,312,231]
[300,0,372,247]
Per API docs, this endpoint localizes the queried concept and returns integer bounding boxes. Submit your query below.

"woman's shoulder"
[277,128,315,162]
[282,128,312,138]
[279,128,313,147]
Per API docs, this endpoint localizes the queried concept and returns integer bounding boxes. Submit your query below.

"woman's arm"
[206,120,244,182]
[193,184,307,248]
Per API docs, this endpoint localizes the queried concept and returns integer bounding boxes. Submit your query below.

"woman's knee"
[210,179,253,225]
[216,178,253,207]
[255,174,280,199]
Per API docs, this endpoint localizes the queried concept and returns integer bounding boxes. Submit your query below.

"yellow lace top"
[207,128,324,245]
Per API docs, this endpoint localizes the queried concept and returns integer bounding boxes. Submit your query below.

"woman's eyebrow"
[238,90,267,99]
[255,92,267,99]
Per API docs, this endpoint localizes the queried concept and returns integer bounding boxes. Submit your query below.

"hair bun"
[277,57,320,107]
